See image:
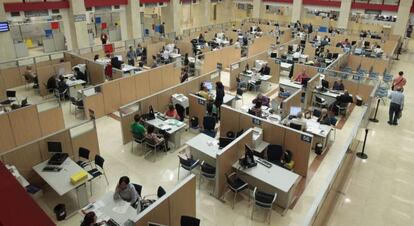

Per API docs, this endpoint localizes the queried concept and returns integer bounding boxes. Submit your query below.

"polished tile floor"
[31,41,414,226]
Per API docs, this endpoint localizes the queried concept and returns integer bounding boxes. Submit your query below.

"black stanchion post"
[369,98,381,123]
[356,128,369,159]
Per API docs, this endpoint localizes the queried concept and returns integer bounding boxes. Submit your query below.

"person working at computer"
[161,48,170,63]
[252,93,270,107]
[74,67,87,82]
[294,69,309,83]
[145,124,170,151]
[164,104,180,120]
[127,46,137,66]
[249,101,263,117]
[23,66,39,88]
[289,111,307,131]
[317,108,331,125]
[114,176,139,206]
[332,79,345,91]
[81,211,106,226]
[131,114,146,138]
[197,83,212,100]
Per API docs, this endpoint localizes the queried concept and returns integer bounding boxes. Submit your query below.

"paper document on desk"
[113,203,130,214]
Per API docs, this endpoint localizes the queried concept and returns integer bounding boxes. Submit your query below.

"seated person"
[74,67,87,82]
[93,54,99,61]
[198,34,205,43]
[197,83,212,100]
[113,176,139,205]
[180,68,189,83]
[323,35,330,43]
[373,45,383,54]
[131,114,146,138]
[56,76,69,98]
[46,75,57,92]
[145,124,169,150]
[278,87,291,99]
[137,61,145,70]
[317,108,331,125]
[289,111,307,131]
[244,63,250,73]
[332,79,345,91]
[294,69,309,83]
[23,66,38,88]
[81,211,105,226]
[164,104,180,120]
[341,39,351,48]
[250,101,263,117]
[161,49,170,63]
[174,46,180,54]
[258,63,270,75]
[252,93,270,107]
[336,90,353,105]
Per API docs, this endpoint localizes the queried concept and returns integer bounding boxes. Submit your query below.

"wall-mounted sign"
[301,134,312,143]
[252,118,261,126]
[198,99,205,105]
[74,14,86,22]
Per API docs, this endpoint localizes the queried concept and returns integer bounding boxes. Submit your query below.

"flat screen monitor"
[364,41,370,47]
[245,144,255,162]
[270,52,277,58]
[219,137,234,148]
[0,22,10,32]
[288,45,293,52]
[289,106,301,116]
[321,79,329,89]
[203,81,213,91]
[47,142,62,153]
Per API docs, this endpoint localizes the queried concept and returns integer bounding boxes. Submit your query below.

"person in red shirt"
[295,69,309,83]
[392,71,407,91]
[164,104,180,120]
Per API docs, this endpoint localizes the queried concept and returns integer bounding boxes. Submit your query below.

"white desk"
[33,158,91,213]
[313,89,345,106]
[96,58,111,65]
[280,62,293,70]
[305,117,332,153]
[66,79,86,98]
[146,113,186,148]
[122,65,139,74]
[186,133,220,165]
[210,91,236,107]
[233,156,300,209]
[81,192,137,225]
[279,78,302,93]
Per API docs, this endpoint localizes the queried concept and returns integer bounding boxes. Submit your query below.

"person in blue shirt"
[333,79,345,91]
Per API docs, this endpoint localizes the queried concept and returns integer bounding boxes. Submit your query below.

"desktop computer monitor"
[219,137,235,148]
[321,79,329,89]
[271,99,279,112]
[288,45,293,53]
[289,106,301,116]
[364,41,370,47]
[204,82,213,91]
[332,53,339,59]
[270,52,277,58]
[245,144,255,162]
[47,142,62,153]
[115,55,123,61]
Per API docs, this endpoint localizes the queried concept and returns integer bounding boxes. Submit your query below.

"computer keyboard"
[156,115,167,121]
[106,218,120,226]
[42,166,62,172]
[256,158,272,168]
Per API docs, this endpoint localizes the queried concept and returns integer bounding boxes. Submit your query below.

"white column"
[61,9,74,50]
[161,0,182,35]
[0,4,16,61]
[337,0,352,29]
[291,0,303,23]
[393,0,413,36]
[201,0,211,26]
[126,0,142,39]
[119,7,129,41]
[67,0,90,49]
[252,0,262,19]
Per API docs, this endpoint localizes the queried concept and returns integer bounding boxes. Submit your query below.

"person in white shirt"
[162,50,170,62]
[113,176,139,205]
[373,45,383,54]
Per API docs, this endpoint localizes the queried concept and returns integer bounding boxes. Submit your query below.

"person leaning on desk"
[114,176,140,206]
[74,67,87,82]
[249,101,263,117]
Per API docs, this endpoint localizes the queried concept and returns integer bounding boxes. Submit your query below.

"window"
[10,12,20,17]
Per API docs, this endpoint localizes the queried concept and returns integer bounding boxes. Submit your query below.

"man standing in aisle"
[388,87,404,125]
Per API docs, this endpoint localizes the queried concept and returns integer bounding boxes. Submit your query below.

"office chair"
[131,131,145,152]
[266,145,284,167]
[199,161,216,194]
[336,102,349,117]
[0,90,17,105]
[202,116,216,138]
[54,88,68,101]
[290,123,302,131]
[88,154,109,195]
[20,98,28,107]
[76,147,91,168]
[313,109,322,118]
[70,97,84,118]
[251,187,277,224]
[180,216,200,226]
[131,183,143,209]
[235,88,244,104]
[175,104,186,121]
[177,155,199,181]
[144,137,167,162]
[224,172,249,209]
[249,80,262,92]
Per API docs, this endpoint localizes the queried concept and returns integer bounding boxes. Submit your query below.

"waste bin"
[53,204,66,221]
[315,143,323,155]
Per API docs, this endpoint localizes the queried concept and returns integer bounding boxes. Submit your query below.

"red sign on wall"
[51,22,60,30]
[101,22,107,30]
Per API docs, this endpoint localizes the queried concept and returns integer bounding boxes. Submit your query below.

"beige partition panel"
[102,81,122,114]
[372,58,389,74]
[262,120,285,146]
[8,105,42,146]
[0,113,16,153]
[283,128,312,177]
[112,69,123,80]
[84,93,105,119]
[268,59,280,84]
[120,76,137,105]
[347,55,362,71]
[53,62,72,75]
[360,57,375,72]
[282,89,302,119]
[147,42,166,66]
[121,113,136,145]
[219,106,241,137]
[357,83,375,103]
[135,195,170,226]
[71,128,101,160]
[135,72,151,99]
[149,67,164,93]
[70,55,87,68]
[188,94,207,129]
[37,65,55,96]
[156,89,174,113]
[175,41,193,56]
[1,68,24,89]
[161,64,179,89]
[87,61,105,85]
[38,107,65,136]
[168,175,197,226]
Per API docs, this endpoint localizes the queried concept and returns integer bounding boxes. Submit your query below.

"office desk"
[305,117,332,153]
[312,89,347,106]
[280,62,293,71]
[233,156,300,210]
[81,192,137,225]
[279,78,302,92]
[66,79,86,98]
[122,65,140,74]
[211,91,236,107]
[146,114,186,148]
[186,133,220,165]
[33,158,91,214]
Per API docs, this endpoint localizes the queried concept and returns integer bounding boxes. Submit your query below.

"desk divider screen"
[147,42,166,66]
[304,74,321,110]
[292,64,318,82]
[175,41,193,57]
[133,174,196,226]
[247,35,276,57]
[281,89,302,119]
[0,67,25,89]
[219,105,312,177]
[86,60,105,85]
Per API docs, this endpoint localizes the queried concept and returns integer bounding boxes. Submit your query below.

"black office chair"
[131,183,143,209]
[180,215,200,226]
[157,186,166,198]
[88,154,109,195]
[144,137,167,162]
[202,116,216,138]
[266,145,284,166]
[20,98,28,107]
[76,147,91,168]
[0,90,17,105]
[131,131,145,152]
[199,161,216,194]
[224,172,249,209]
[70,97,84,118]
[290,122,302,131]
[177,155,199,181]
[175,104,186,121]
[251,187,277,224]
[313,109,322,118]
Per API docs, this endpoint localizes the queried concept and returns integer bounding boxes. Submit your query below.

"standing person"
[214,81,225,120]
[159,22,165,37]
[100,32,108,45]
[392,71,407,91]
[388,88,404,125]
[127,46,137,66]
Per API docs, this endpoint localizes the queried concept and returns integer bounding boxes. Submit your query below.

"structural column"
[291,0,303,23]
[393,0,413,36]
[67,0,90,49]
[337,0,352,29]
[125,0,142,39]
[252,0,262,19]
[0,4,16,62]
[201,0,211,27]
[161,0,182,35]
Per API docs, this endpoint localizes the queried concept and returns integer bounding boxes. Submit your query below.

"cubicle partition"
[0,100,65,154]
[147,42,166,66]
[118,70,221,144]
[281,89,303,119]
[132,175,196,226]
[219,105,313,178]
[0,120,100,186]
[292,64,318,81]
[247,35,276,57]
[200,45,241,74]
[346,54,391,74]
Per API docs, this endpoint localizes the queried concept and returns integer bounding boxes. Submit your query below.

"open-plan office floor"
[25,41,414,226]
